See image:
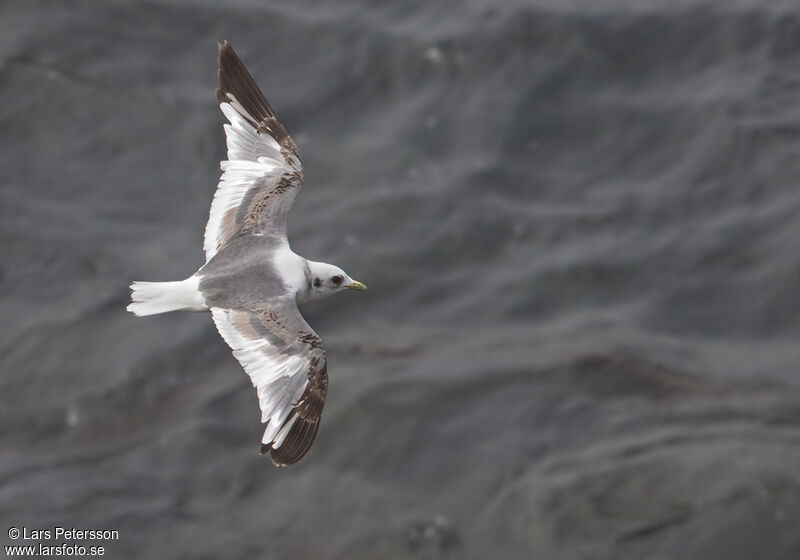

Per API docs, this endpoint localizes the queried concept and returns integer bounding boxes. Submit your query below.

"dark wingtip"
[218,40,232,58]
[268,418,321,466]
[258,415,322,467]
[216,41,270,121]
[215,41,300,160]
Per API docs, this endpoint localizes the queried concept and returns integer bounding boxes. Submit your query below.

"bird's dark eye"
[331,275,343,285]
[313,278,322,287]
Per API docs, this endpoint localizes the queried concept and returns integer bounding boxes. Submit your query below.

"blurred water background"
[2,1,800,558]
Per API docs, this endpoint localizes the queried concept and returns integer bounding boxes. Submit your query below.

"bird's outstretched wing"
[204,42,303,261]
[211,298,327,466]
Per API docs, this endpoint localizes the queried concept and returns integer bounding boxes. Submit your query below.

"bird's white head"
[299,261,367,303]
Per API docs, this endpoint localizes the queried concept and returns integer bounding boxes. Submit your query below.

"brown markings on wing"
[265,357,328,466]
[210,43,304,256]
[252,310,328,466]
[239,172,302,235]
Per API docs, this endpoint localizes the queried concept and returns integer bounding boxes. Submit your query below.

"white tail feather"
[127,277,207,316]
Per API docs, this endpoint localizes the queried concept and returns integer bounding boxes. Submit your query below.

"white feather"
[203,97,297,261]
[271,414,300,448]
[211,308,309,450]
[127,277,206,316]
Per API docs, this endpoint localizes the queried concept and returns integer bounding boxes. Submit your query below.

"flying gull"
[127,42,367,466]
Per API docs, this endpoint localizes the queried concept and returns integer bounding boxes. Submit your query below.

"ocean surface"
[2,1,800,558]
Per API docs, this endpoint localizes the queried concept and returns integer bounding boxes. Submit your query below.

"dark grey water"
[3,1,800,558]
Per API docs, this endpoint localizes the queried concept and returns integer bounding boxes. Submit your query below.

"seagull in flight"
[128,42,367,466]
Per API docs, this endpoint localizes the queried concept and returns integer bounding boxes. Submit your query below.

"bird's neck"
[270,246,310,299]
[295,258,314,304]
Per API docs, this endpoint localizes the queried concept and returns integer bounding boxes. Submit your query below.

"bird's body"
[128,43,366,466]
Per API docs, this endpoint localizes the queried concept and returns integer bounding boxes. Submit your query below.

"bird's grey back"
[198,234,304,309]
